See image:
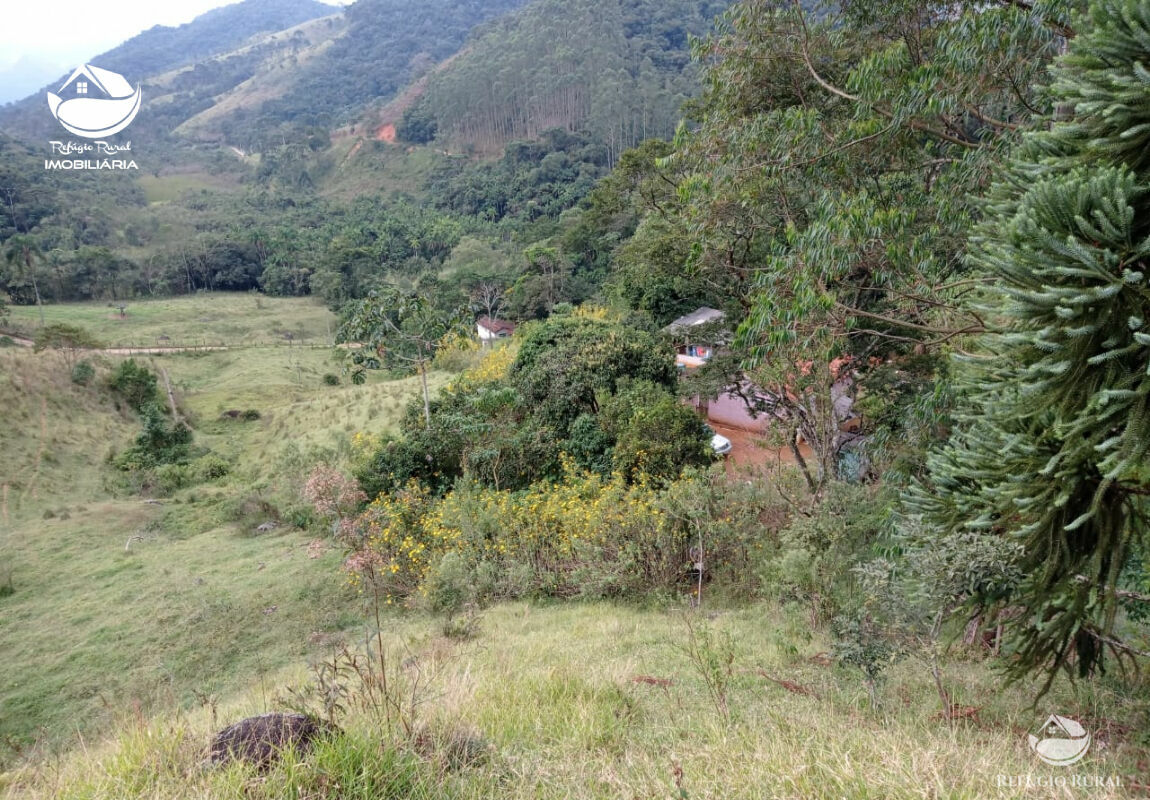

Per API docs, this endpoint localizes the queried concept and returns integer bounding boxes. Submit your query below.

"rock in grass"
[208,713,333,768]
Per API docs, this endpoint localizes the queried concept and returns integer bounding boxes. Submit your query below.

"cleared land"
[3,293,338,348]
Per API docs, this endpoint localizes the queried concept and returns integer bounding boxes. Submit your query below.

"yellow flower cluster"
[351,431,382,466]
[448,342,518,391]
[346,460,679,599]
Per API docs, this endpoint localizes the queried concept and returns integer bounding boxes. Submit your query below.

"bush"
[193,454,231,481]
[600,381,711,483]
[70,359,95,386]
[341,464,784,603]
[114,403,193,470]
[423,551,473,615]
[242,409,261,421]
[156,463,193,494]
[759,482,890,622]
[108,359,159,412]
[322,373,341,386]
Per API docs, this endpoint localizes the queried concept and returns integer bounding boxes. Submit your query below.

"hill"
[0,0,340,142]
[416,0,729,159]
[89,0,339,83]
[0,295,449,752]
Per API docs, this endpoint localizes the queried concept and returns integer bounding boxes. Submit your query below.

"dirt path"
[4,334,228,355]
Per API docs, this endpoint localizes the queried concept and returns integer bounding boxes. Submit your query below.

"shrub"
[424,551,473,615]
[108,359,159,412]
[156,463,193,494]
[70,359,95,386]
[193,454,231,481]
[322,373,341,386]
[303,463,366,531]
[600,381,711,483]
[242,409,262,421]
[759,482,890,622]
[114,403,193,470]
[340,463,783,603]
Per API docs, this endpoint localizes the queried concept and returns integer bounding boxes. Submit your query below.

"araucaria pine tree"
[908,0,1150,691]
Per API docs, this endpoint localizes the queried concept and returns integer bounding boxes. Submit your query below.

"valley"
[2,0,1149,796]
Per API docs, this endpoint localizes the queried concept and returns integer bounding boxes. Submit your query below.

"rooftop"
[663,306,726,333]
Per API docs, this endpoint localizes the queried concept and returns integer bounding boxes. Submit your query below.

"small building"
[477,316,516,343]
[663,306,725,369]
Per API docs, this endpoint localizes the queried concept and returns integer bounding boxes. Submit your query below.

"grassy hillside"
[0,297,450,757]
[4,601,1147,798]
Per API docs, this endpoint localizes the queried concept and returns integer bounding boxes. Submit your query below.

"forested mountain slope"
[415,0,729,159]
[0,0,736,305]
[253,0,532,128]
[88,0,338,81]
[0,0,339,139]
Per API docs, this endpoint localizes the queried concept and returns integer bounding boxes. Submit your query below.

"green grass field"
[136,173,239,204]
[5,601,1147,799]
[3,293,338,347]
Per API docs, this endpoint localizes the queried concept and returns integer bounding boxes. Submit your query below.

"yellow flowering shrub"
[448,342,518,390]
[341,462,779,603]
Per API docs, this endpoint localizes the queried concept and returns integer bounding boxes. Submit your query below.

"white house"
[477,316,516,343]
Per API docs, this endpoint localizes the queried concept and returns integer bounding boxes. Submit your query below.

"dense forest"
[415,0,730,159]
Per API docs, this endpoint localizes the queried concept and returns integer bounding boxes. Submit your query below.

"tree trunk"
[32,274,44,327]
[419,360,431,430]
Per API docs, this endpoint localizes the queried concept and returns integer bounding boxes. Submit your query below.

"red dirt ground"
[710,421,813,475]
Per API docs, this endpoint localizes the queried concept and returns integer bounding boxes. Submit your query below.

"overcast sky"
[0,0,349,103]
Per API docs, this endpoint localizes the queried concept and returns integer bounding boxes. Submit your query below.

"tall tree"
[3,234,46,326]
[663,0,1080,464]
[338,287,468,428]
[909,0,1150,692]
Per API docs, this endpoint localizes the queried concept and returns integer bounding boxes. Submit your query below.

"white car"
[710,432,732,456]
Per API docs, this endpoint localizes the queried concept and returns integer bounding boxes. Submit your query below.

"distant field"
[3,294,338,347]
[136,173,238,204]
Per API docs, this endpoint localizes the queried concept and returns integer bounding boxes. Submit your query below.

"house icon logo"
[46,64,142,138]
[1028,714,1091,767]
